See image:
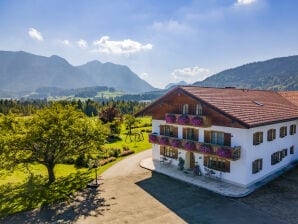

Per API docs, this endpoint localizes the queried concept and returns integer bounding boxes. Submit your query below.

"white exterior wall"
[151,119,298,187]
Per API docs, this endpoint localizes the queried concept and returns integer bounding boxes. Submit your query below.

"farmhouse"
[137,86,298,187]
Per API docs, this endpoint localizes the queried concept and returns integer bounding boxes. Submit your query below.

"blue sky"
[0,0,298,88]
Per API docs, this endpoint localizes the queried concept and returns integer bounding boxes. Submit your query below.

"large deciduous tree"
[0,103,109,184]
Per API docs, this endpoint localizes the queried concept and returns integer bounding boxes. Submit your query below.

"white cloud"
[76,39,88,49]
[139,73,149,79]
[28,28,43,41]
[151,20,194,34]
[62,40,70,46]
[235,0,257,6]
[172,66,211,83]
[93,36,153,54]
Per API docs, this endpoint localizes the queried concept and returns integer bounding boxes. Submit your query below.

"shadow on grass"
[0,172,108,223]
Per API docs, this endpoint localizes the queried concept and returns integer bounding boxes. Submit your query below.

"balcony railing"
[165,113,212,127]
[149,133,241,161]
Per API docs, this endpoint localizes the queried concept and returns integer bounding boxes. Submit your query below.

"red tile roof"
[179,86,298,127]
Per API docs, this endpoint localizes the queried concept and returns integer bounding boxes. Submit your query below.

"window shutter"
[225,160,230,173]
[160,125,165,135]
[260,132,263,143]
[224,133,231,146]
[273,129,276,139]
[204,156,209,166]
[267,130,271,141]
[160,146,164,155]
[204,130,211,143]
[253,133,257,145]
[194,129,199,141]
[183,128,187,139]
[173,126,178,138]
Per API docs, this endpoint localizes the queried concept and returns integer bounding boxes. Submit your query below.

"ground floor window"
[160,146,178,159]
[290,145,294,154]
[204,156,230,173]
[252,159,263,174]
[271,149,287,165]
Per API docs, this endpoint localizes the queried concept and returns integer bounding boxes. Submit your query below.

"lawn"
[0,116,152,218]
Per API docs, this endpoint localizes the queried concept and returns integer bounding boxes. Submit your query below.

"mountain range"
[0,51,156,94]
[193,55,298,90]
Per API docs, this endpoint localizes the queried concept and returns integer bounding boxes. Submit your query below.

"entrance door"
[190,152,195,169]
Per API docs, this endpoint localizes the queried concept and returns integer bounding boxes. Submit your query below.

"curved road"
[2,149,287,224]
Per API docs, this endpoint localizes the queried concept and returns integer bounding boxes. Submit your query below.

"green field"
[0,116,152,218]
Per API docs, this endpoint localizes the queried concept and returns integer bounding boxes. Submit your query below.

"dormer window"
[195,104,203,116]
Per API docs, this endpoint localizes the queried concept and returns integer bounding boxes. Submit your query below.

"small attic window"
[252,100,264,106]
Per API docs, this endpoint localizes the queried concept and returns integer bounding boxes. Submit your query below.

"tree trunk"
[46,164,55,185]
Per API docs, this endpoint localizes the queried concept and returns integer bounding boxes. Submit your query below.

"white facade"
[151,119,298,187]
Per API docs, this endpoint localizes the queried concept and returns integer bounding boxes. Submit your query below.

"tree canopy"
[0,103,109,184]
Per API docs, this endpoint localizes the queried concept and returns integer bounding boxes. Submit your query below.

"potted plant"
[199,145,212,154]
[184,141,196,151]
[165,114,176,123]
[178,157,185,170]
[159,136,169,145]
[216,148,232,159]
[177,114,190,125]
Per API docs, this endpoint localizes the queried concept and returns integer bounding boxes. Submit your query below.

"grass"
[0,116,152,218]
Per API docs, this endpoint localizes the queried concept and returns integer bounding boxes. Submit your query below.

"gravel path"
[1,149,292,224]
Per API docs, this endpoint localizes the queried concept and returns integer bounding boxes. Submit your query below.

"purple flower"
[178,115,190,125]
[190,116,203,126]
[216,148,232,158]
[199,145,212,154]
[184,141,196,151]
[165,114,176,123]
[159,137,169,145]
[171,139,181,148]
[149,134,158,143]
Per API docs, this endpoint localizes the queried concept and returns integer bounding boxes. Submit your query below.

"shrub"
[75,154,88,168]
[109,148,121,158]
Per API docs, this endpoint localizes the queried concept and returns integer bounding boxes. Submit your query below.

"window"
[204,156,230,173]
[211,131,224,145]
[204,131,231,146]
[160,146,178,159]
[271,149,287,165]
[253,132,263,145]
[280,126,287,138]
[290,145,294,154]
[290,124,296,135]
[267,129,276,141]
[182,104,189,114]
[195,104,203,116]
[252,159,263,174]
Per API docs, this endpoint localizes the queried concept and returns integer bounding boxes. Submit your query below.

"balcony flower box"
[199,145,212,154]
[177,115,190,125]
[149,134,158,143]
[190,116,203,126]
[171,139,181,148]
[165,114,176,123]
[159,136,169,145]
[216,148,232,159]
[184,141,196,151]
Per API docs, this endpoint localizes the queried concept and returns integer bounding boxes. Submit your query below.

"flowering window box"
[159,136,169,145]
[184,141,196,151]
[171,139,181,148]
[199,145,212,154]
[149,134,158,144]
[165,114,177,123]
[216,148,232,159]
[177,115,190,125]
[190,116,203,126]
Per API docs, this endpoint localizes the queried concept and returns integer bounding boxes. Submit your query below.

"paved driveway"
[2,149,288,224]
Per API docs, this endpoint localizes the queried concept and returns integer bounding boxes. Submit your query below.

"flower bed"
[216,148,232,159]
[165,114,176,123]
[149,134,158,143]
[100,157,116,166]
[159,136,169,145]
[184,141,196,151]
[190,116,203,126]
[177,115,190,125]
[171,139,181,148]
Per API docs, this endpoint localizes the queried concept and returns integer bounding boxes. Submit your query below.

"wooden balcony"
[165,113,212,127]
[149,133,241,161]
